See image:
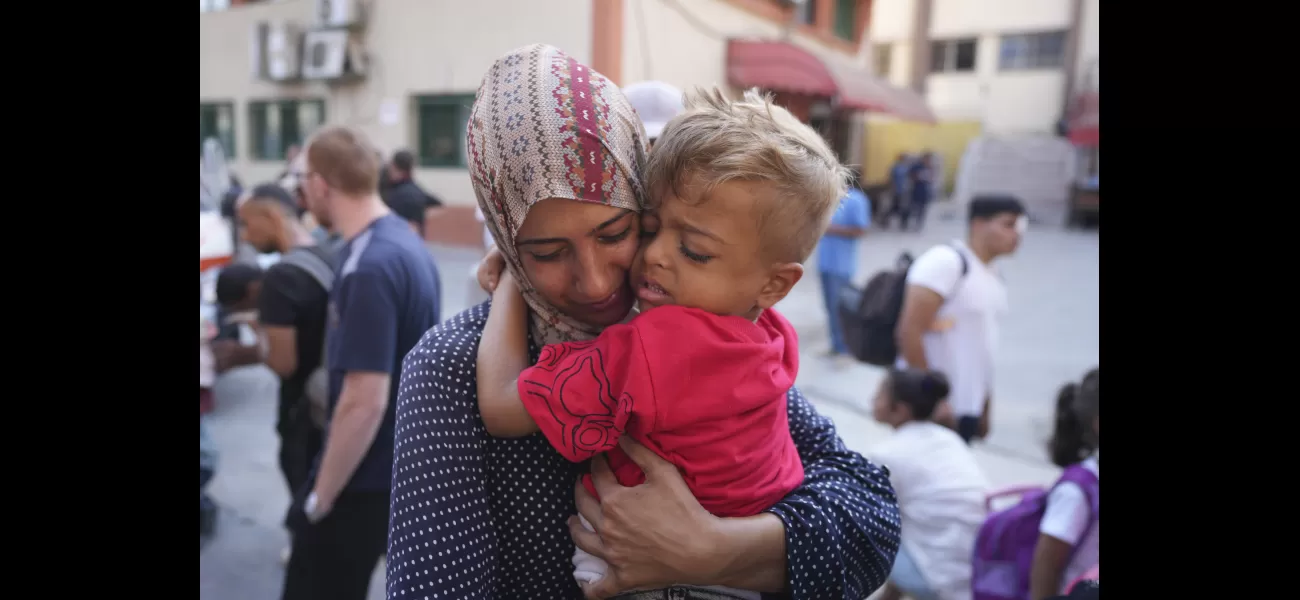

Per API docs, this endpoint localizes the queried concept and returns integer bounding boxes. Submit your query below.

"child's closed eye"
[678,242,712,264]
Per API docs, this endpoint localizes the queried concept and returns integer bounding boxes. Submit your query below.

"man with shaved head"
[235,183,338,563]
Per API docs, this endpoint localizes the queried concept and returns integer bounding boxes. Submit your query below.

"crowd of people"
[199,42,1097,600]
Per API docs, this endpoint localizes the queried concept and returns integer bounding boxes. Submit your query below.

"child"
[476,88,848,594]
[1029,368,1099,600]
[869,369,988,600]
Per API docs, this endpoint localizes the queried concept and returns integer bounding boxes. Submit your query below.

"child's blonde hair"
[644,87,850,263]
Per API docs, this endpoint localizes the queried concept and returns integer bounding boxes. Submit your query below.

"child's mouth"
[636,278,671,306]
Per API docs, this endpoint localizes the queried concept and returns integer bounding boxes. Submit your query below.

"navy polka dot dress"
[387,302,901,599]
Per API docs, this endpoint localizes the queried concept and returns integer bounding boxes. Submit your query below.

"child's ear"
[755,262,804,310]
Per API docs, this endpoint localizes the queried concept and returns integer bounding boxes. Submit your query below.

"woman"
[387,44,900,600]
[868,369,988,600]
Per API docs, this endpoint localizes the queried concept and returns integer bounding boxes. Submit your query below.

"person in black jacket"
[381,149,442,236]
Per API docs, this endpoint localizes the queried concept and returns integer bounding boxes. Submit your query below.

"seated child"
[1030,367,1099,600]
[476,88,849,595]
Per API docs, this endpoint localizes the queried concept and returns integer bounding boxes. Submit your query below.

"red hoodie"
[518,305,804,517]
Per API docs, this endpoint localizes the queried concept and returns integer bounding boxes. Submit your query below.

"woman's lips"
[636,277,671,305]
[585,286,629,312]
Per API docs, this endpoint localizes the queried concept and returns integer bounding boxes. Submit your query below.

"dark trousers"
[901,196,931,231]
[281,490,391,600]
[819,272,851,355]
[278,414,323,499]
[956,416,981,445]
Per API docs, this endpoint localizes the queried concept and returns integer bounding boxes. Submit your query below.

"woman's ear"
[754,262,804,310]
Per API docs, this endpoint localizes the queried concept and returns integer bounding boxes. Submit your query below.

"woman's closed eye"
[597,226,633,244]
[678,242,712,264]
[527,247,565,262]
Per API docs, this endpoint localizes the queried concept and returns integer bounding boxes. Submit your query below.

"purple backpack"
[972,465,1099,600]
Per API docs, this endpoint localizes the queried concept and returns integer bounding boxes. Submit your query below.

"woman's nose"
[573,251,619,302]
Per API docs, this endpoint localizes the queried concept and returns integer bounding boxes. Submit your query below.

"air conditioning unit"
[315,0,366,29]
[300,29,368,81]
[252,21,302,82]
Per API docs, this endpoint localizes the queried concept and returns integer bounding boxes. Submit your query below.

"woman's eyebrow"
[518,210,634,246]
[517,237,566,247]
[588,210,633,235]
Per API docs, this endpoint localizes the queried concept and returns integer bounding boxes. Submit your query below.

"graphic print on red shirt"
[518,305,805,517]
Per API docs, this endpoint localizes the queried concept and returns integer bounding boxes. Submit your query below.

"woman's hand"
[477,246,506,294]
[569,438,723,599]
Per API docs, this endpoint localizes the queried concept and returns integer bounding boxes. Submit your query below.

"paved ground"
[199,211,1098,600]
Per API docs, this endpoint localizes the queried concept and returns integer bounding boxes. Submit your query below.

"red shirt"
[518,305,804,517]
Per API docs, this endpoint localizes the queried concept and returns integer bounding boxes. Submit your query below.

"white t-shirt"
[869,422,989,600]
[1039,452,1100,593]
[899,241,1008,417]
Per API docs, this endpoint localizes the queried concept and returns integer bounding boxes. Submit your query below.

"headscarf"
[467,44,648,345]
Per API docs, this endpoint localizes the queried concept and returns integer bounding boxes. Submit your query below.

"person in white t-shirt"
[1031,368,1099,600]
[896,195,1027,444]
[869,368,989,600]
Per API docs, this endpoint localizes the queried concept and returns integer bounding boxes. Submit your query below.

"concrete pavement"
[198,212,1097,599]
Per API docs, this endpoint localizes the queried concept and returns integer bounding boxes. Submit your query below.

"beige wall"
[865,0,1097,134]
[620,0,869,97]
[199,0,593,206]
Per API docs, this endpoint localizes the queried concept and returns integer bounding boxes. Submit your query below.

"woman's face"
[871,380,909,427]
[513,198,640,328]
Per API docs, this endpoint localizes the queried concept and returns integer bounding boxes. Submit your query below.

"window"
[415,94,476,168]
[873,43,892,77]
[930,38,977,73]
[199,102,236,159]
[248,99,326,161]
[795,0,816,25]
[999,31,1066,70]
[833,0,858,41]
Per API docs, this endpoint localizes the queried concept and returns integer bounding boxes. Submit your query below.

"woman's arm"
[475,273,541,437]
[762,387,901,600]
[573,389,900,599]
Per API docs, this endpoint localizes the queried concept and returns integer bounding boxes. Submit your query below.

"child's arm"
[476,271,542,438]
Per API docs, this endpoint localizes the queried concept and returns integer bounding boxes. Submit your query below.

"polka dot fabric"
[387,302,902,599]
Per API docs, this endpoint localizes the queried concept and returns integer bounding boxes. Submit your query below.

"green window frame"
[199,101,236,159]
[833,0,858,42]
[415,94,477,168]
[248,98,327,161]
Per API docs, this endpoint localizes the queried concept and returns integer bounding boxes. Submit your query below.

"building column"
[592,0,625,85]
[907,0,933,94]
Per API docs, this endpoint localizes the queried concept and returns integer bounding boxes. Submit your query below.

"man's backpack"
[971,465,1100,600]
[278,247,336,429]
[838,243,969,366]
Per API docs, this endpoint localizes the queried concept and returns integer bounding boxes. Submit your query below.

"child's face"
[871,381,893,423]
[229,282,261,313]
[632,179,798,318]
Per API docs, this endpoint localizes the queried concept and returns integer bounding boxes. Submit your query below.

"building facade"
[200,0,931,229]
[868,0,1098,134]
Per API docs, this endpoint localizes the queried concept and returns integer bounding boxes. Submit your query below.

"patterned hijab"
[467,44,648,346]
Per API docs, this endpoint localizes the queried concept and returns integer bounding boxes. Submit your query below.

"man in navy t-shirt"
[282,126,442,600]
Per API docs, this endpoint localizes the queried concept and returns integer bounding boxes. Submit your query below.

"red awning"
[726,39,935,123]
[1068,91,1099,146]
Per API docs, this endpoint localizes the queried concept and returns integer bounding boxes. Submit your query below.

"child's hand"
[477,246,506,294]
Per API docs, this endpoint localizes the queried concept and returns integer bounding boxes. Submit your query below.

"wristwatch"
[304,492,326,523]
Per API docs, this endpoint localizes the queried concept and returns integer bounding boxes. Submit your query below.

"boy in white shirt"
[895,195,1026,443]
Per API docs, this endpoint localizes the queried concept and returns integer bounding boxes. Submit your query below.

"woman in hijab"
[387,44,900,600]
